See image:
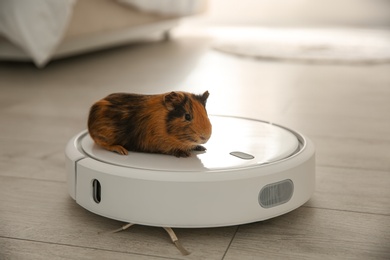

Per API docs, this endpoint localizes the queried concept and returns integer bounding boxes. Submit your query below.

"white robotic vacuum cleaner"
[66,115,315,228]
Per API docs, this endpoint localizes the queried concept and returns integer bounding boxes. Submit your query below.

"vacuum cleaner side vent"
[259,179,294,208]
[92,179,101,204]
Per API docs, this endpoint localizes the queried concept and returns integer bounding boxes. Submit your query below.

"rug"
[211,27,390,65]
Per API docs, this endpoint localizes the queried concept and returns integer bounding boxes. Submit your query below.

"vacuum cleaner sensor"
[66,115,315,228]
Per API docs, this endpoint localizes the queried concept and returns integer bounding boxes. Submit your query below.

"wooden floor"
[0,31,389,259]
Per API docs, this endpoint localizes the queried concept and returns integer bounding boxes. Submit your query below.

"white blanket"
[118,0,206,16]
[0,0,76,67]
[0,0,204,67]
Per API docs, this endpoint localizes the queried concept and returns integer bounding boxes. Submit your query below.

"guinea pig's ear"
[164,91,183,111]
[201,91,210,105]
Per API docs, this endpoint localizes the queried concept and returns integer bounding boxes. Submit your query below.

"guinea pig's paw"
[193,145,207,151]
[110,145,128,155]
[173,150,191,158]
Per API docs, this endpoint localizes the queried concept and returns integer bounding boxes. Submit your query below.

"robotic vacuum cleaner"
[66,115,315,228]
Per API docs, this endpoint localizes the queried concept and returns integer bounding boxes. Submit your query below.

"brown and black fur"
[88,91,212,157]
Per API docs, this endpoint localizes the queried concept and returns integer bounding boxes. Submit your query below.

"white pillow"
[0,0,76,67]
[117,0,205,16]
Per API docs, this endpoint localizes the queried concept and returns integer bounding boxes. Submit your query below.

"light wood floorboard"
[308,166,390,215]
[0,238,174,260]
[1,28,389,259]
[224,207,390,260]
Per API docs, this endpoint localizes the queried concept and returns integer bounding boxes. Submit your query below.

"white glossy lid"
[80,116,300,172]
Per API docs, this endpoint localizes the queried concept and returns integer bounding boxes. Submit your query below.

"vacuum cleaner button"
[230,151,255,160]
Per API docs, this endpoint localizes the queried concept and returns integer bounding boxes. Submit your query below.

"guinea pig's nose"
[200,133,210,142]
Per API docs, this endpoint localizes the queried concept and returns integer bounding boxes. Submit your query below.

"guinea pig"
[87,91,212,158]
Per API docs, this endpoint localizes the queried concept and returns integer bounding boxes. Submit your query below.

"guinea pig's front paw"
[109,145,128,155]
[173,150,191,158]
[193,145,207,151]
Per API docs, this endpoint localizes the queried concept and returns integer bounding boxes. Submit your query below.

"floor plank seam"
[0,236,182,260]
[0,136,71,145]
[307,134,390,143]
[301,205,390,217]
[315,163,390,172]
[221,225,239,260]
[0,175,66,184]
[316,164,390,173]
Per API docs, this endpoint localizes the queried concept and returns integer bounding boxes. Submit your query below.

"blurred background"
[1,0,389,68]
[195,0,390,27]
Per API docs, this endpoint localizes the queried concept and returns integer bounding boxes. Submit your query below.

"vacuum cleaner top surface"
[80,116,301,172]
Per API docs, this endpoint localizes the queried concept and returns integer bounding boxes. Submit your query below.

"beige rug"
[211,28,390,65]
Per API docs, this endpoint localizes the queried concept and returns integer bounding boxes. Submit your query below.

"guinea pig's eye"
[185,113,192,121]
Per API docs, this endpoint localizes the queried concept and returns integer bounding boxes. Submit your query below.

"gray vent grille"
[259,179,294,208]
